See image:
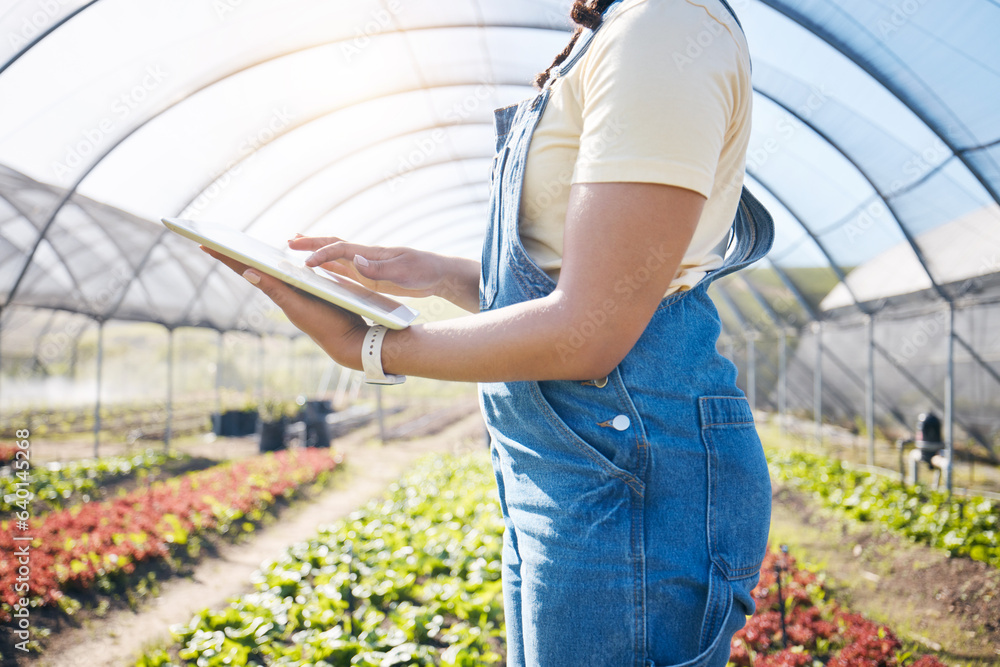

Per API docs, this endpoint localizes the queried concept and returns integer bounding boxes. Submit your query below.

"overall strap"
[706,187,774,283]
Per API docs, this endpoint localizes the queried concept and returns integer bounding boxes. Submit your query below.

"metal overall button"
[581,376,609,388]
[598,415,630,431]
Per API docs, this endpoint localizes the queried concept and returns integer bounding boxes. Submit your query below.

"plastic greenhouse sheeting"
[1,0,999,448]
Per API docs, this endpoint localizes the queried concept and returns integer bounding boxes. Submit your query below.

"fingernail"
[242,269,261,285]
[304,254,318,266]
[354,255,369,267]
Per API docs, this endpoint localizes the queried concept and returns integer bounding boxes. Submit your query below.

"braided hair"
[534,0,620,88]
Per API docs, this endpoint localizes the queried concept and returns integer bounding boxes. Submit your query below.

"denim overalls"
[478,1,774,666]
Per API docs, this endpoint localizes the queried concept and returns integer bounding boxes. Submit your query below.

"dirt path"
[30,409,486,667]
[769,485,1000,666]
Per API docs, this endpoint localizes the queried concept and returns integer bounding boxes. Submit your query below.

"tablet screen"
[162,217,419,329]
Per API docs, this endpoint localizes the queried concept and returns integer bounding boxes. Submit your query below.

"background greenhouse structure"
[1,0,998,494]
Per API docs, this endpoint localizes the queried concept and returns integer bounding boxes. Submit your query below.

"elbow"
[580,348,630,381]
[543,293,640,381]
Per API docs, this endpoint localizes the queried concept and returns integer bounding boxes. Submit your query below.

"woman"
[206,0,773,664]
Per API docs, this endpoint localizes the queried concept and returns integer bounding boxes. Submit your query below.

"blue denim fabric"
[478,2,774,666]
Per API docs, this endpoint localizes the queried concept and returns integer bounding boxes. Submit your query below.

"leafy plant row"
[138,454,506,667]
[0,448,342,624]
[138,453,946,667]
[0,402,212,439]
[1,448,188,515]
[732,548,945,667]
[767,448,999,569]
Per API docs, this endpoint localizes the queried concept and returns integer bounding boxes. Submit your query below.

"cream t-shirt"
[519,0,752,296]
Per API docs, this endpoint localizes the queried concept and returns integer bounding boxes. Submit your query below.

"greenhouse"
[1,1,999,665]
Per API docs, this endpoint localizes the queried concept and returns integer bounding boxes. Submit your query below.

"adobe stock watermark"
[213,0,246,19]
[379,275,469,366]
[341,0,402,63]
[842,139,949,245]
[521,115,626,220]
[891,309,948,365]
[671,0,752,72]
[876,0,931,38]
[717,84,831,199]
[553,243,677,363]
[51,65,169,179]
[235,288,284,334]
[180,107,295,218]
[6,0,69,50]
[383,84,495,192]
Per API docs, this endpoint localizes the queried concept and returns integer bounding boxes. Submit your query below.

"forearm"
[374,291,623,383]
[433,255,482,313]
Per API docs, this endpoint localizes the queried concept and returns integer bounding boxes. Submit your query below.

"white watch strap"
[362,325,405,385]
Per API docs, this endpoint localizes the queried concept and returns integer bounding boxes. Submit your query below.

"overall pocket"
[530,375,646,495]
[698,396,771,582]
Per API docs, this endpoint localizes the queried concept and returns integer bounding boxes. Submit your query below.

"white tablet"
[162,217,419,330]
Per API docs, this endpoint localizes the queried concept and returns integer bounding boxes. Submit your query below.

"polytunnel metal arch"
[751,85,944,306]
[757,0,1000,207]
[1,23,550,317]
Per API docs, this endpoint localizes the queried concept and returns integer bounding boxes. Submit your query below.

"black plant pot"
[214,410,260,437]
[259,418,288,453]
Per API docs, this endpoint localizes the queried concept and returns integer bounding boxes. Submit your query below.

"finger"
[241,268,297,308]
[316,259,367,283]
[201,246,296,305]
[287,235,344,251]
[304,241,380,267]
[352,253,413,287]
[201,245,250,275]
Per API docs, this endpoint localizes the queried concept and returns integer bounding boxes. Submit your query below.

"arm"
[210,181,703,383]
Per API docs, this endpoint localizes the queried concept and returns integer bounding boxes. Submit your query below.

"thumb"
[243,268,289,305]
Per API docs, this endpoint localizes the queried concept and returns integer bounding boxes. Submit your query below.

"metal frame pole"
[165,328,174,450]
[257,334,265,402]
[213,331,223,436]
[216,332,224,415]
[814,322,823,445]
[376,385,386,444]
[93,320,104,458]
[945,304,955,496]
[866,315,876,466]
[288,337,295,397]
[778,329,788,433]
[0,307,4,424]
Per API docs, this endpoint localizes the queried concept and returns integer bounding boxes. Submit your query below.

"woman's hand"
[199,246,369,370]
[289,236,481,312]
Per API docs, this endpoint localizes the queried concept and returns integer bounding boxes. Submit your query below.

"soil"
[769,485,1000,666]
[16,405,486,667]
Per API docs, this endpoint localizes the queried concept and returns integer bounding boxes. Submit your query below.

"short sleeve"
[571,0,746,198]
